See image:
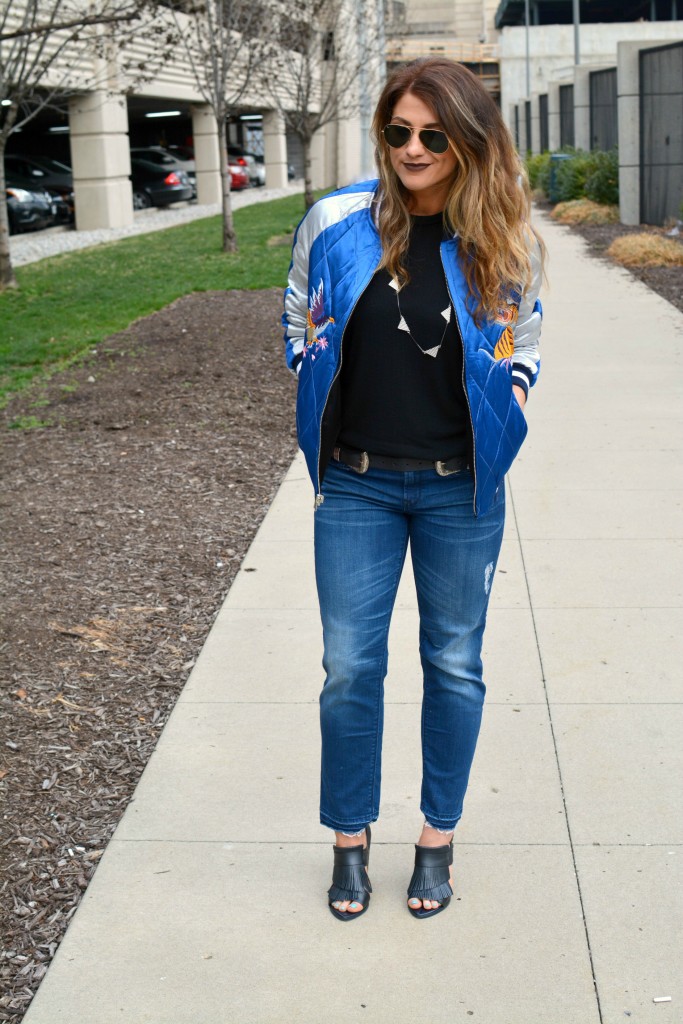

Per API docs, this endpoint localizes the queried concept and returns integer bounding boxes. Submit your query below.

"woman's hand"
[512,384,527,410]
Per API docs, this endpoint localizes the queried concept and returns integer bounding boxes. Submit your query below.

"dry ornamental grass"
[607,232,683,268]
[551,199,620,226]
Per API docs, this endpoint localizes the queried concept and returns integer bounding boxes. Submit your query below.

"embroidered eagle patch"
[304,280,334,360]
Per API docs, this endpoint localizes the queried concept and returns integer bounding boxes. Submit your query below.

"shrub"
[526,152,551,192]
[551,199,620,225]
[585,149,619,206]
[554,149,592,202]
[527,147,620,205]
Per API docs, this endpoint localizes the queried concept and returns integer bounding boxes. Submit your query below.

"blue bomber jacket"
[283,179,543,516]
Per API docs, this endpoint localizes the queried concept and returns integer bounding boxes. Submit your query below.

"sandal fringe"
[406,866,453,902]
[327,860,372,903]
[406,839,454,905]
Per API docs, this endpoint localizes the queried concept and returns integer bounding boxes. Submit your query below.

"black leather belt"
[333,446,469,476]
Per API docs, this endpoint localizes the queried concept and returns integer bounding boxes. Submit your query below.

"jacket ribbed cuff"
[511,363,532,398]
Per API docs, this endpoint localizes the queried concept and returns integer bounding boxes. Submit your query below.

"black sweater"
[338,212,470,462]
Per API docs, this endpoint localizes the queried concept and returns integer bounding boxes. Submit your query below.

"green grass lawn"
[0,194,307,399]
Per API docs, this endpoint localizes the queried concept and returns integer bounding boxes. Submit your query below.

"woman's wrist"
[512,383,527,409]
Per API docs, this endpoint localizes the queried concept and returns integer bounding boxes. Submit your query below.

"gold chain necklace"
[389,277,452,359]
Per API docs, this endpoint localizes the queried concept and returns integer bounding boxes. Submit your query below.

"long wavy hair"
[373,57,543,324]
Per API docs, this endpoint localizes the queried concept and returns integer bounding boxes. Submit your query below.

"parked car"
[129,154,193,209]
[130,146,196,199]
[227,145,257,187]
[250,154,267,187]
[228,161,250,191]
[5,186,55,234]
[4,154,75,221]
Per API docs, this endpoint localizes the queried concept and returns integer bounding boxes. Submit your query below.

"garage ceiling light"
[240,114,262,120]
[48,126,70,133]
[145,110,182,118]
[1,99,12,106]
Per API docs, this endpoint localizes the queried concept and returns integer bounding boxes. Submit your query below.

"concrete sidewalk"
[22,214,682,1024]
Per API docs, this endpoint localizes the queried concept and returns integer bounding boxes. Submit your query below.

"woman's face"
[386,92,458,214]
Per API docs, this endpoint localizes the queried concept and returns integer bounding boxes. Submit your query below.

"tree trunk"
[303,135,315,210]
[0,131,19,292]
[218,116,237,254]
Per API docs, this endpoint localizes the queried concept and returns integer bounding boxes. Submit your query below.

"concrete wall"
[547,81,562,151]
[500,21,683,130]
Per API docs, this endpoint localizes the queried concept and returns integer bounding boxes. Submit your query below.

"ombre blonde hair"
[373,57,543,324]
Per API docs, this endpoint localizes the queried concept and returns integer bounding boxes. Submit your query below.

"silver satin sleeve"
[283,190,377,377]
[512,234,543,388]
[284,217,315,376]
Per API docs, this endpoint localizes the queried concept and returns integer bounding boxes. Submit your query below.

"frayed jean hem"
[320,814,375,833]
[421,810,462,833]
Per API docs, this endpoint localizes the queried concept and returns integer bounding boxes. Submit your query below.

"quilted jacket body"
[283,180,543,516]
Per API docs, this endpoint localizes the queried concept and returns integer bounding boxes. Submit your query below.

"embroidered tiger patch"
[493,303,519,361]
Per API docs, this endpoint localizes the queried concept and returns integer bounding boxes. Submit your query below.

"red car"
[229,161,249,191]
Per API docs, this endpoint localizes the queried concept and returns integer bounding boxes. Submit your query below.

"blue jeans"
[314,459,505,833]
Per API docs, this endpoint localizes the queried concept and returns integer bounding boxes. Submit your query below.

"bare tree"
[167,0,265,253]
[0,0,177,291]
[260,0,385,209]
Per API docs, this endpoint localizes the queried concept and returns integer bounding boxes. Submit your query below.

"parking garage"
[5,90,299,233]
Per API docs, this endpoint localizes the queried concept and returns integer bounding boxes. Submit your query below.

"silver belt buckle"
[351,451,370,474]
[435,459,458,477]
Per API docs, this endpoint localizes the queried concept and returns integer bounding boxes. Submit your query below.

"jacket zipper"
[314,274,375,508]
[440,246,478,515]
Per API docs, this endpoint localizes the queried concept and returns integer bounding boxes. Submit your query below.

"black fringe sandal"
[327,825,372,921]
[406,839,453,919]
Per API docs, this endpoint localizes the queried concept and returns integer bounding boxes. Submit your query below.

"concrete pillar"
[263,109,288,189]
[325,114,339,189]
[548,81,561,151]
[337,113,367,188]
[310,129,327,191]
[191,104,221,205]
[617,40,672,225]
[69,91,133,230]
[573,65,591,152]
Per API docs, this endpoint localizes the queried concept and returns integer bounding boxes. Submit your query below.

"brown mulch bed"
[0,289,297,1022]
[540,203,683,314]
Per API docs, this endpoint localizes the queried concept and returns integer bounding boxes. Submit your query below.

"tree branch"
[1,10,142,42]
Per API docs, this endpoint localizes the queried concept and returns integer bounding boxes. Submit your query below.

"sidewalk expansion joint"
[509,480,605,1024]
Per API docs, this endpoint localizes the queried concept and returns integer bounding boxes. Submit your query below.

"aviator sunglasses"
[382,123,451,154]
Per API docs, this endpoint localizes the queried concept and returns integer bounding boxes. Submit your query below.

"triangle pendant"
[423,346,440,358]
[441,306,452,323]
[398,316,410,333]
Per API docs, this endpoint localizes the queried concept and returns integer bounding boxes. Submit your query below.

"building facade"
[385,0,502,99]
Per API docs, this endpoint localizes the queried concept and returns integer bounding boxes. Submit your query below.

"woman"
[283,57,543,920]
